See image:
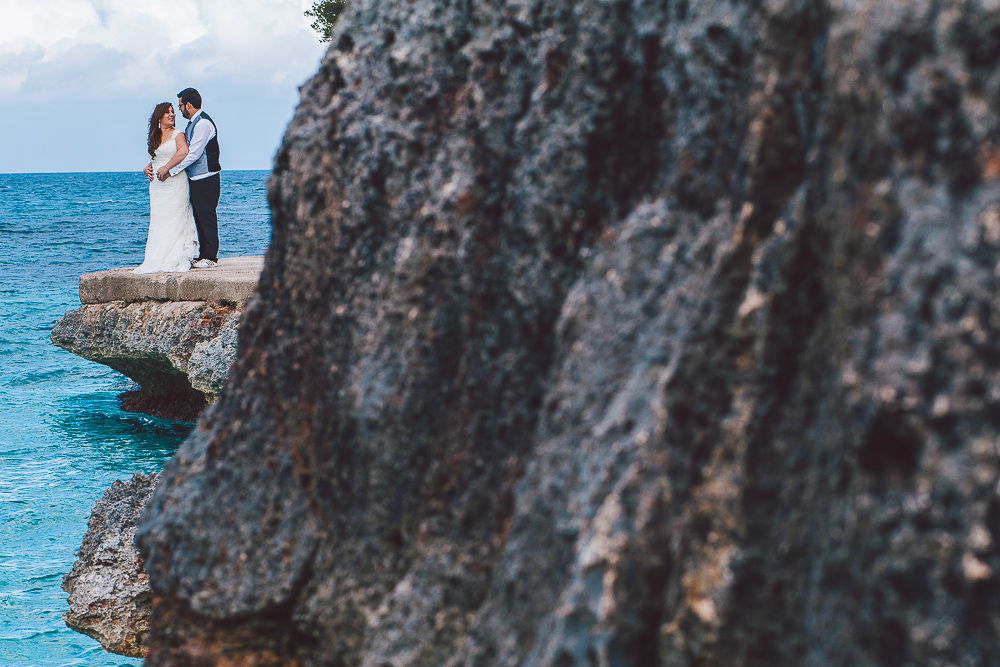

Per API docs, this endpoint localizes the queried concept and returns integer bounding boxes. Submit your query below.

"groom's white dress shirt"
[169,110,218,180]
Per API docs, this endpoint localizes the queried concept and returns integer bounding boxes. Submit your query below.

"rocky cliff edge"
[51,257,262,420]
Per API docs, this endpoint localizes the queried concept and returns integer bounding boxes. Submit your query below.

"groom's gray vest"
[184,112,221,177]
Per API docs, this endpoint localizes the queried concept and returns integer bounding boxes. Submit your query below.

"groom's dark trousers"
[190,174,220,262]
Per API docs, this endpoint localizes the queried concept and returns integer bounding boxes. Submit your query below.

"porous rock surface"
[136,0,1000,665]
[78,256,264,305]
[51,300,240,409]
[63,473,157,658]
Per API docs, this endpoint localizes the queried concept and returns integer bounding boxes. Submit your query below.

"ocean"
[0,171,272,665]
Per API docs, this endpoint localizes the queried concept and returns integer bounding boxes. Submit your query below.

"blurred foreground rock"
[135,1,1000,665]
[63,473,156,658]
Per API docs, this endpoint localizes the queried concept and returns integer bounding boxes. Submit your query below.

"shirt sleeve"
[169,119,216,176]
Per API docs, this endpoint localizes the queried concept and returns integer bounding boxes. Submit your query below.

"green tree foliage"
[305,0,347,42]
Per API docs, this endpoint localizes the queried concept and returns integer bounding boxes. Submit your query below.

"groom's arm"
[169,121,215,177]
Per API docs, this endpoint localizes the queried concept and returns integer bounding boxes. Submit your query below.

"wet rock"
[63,473,156,658]
[135,0,1000,665]
[51,300,240,418]
[117,389,211,423]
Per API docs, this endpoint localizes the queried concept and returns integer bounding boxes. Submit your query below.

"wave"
[0,170,270,667]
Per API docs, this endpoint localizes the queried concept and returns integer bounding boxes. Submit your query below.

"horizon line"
[0,168,273,176]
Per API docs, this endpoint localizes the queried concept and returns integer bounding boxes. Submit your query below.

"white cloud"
[0,0,329,172]
[0,0,326,101]
[0,0,100,51]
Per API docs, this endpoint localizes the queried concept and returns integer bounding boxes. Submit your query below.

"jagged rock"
[51,258,261,420]
[135,1,1000,665]
[51,300,240,417]
[63,473,157,658]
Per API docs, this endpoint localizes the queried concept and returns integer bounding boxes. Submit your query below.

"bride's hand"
[156,166,170,181]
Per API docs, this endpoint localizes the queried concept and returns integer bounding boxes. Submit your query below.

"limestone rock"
[51,300,240,412]
[78,257,264,305]
[135,1,1000,665]
[63,473,156,658]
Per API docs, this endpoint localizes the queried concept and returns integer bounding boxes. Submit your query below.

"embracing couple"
[134,87,221,274]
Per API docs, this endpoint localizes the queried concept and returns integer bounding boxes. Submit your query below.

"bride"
[134,102,199,273]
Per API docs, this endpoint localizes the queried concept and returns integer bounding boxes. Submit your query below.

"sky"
[0,0,330,173]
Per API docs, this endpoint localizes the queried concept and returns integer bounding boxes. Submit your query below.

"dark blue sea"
[0,171,272,665]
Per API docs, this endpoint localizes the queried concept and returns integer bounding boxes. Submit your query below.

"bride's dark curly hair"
[147,102,175,159]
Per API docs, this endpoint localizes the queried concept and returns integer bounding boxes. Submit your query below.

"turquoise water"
[0,171,271,665]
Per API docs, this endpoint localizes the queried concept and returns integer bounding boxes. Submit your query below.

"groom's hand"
[156,167,170,181]
[143,163,154,182]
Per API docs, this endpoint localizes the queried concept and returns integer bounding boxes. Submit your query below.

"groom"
[146,87,222,268]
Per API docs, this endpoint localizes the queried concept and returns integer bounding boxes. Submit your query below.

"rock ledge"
[80,256,264,305]
[51,257,263,419]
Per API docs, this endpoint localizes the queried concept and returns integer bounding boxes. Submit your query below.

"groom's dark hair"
[177,88,202,109]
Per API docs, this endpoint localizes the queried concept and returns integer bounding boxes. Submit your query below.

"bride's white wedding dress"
[134,130,199,273]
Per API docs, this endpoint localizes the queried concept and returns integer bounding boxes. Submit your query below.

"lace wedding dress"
[134,131,199,273]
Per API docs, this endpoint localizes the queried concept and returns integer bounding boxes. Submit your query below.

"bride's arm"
[161,133,190,172]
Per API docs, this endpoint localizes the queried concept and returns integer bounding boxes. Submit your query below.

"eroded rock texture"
[137,0,1000,665]
[52,301,240,418]
[63,473,156,658]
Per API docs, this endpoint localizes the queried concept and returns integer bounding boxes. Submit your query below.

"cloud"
[0,0,329,172]
[0,0,326,103]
